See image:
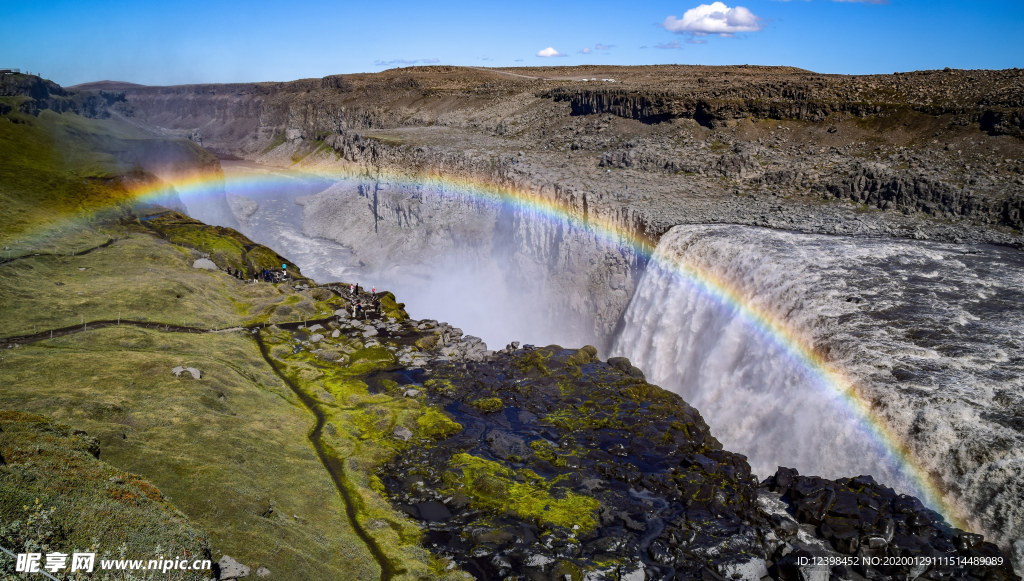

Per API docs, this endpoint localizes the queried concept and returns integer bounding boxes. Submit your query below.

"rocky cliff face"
[547,67,1024,137]
[292,143,651,349]
[102,65,1024,238]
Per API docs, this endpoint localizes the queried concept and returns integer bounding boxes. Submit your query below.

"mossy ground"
[0,411,210,579]
[144,211,301,277]
[0,101,523,580]
[443,453,600,532]
[0,186,459,579]
[0,224,337,337]
[258,327,466,580]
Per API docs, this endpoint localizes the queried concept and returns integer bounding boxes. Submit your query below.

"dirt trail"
[0,238,120,266]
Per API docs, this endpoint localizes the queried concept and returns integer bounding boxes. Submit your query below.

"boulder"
[393,426,413,441]
[171,366,201,379]
[192,258,218,271]
[413,501,452,521]
[216,555,249,580]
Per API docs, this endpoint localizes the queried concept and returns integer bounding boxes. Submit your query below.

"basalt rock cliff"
[85,65,1024,236]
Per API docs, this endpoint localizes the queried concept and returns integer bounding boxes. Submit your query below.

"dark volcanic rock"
[763,467,1020,581]
[370,333,1019,580]
[379,345,767,580]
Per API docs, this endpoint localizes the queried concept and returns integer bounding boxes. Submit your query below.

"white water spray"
[612,224,1024,563]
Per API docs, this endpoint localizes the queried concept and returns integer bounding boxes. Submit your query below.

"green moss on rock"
[443,453,599,532]
[470,397,505,414]
[415,409,463,440]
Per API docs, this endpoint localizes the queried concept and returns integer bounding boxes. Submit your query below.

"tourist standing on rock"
[349,283,355,296]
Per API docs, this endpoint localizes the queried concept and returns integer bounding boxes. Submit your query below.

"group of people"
[258,268,288,283]
[346,283,381,319]
[224,266,288,283]
[347,283,375,297]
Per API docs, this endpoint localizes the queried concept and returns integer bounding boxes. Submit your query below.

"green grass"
[0,102,466,579]
[0,327,382,579]
[0,224,457,578]
[0,104,214,247]
[0,229,302,337]
[0,410,210,579]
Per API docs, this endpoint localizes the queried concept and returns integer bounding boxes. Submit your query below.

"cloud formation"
[662,2,762,36]
[654,40,683,49]
[373,58,440,66]
[580,43,615,55]
[536,47,566,57]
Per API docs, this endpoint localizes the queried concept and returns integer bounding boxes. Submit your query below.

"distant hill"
[71,80,148,91]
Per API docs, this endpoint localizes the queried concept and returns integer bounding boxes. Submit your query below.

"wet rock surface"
[370,340,1019,580]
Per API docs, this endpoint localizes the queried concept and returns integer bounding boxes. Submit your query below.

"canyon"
[92,65,1024,573]
[2,65,1021,578]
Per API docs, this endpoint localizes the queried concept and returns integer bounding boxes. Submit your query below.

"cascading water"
[612,224,1024,561]
[189,163,632,350]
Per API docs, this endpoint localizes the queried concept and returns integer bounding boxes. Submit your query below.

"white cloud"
[536,47,565,57]
[580,47,592,54]
[595,43,615,50]
[662,2,762,36]
[655,40,683,49]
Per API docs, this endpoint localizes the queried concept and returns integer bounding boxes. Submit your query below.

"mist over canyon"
[32,64,1024,574]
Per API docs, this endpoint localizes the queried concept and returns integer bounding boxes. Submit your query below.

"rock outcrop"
[103,65,1024,237]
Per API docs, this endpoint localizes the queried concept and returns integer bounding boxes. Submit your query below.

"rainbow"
[20,161,973,532]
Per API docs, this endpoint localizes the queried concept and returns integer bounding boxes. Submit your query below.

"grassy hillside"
[0,93,216,250]
[0,410,211,579]
[0,98,463,580]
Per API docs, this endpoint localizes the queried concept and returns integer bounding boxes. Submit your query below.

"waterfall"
[612,224,1024,555]
[611,225,905,487]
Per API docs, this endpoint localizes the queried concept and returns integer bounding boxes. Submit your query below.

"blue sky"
[2,0,1022,86]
